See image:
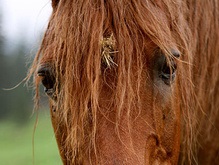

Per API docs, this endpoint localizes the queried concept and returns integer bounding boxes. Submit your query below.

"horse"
[28,0,219,164]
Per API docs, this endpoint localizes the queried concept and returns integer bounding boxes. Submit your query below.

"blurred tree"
[0,10,10,119]
[0,44,33,123]
[6,41,33,123]
[0,11,33,124]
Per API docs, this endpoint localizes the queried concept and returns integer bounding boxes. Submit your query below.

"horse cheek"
[50,104,68,164]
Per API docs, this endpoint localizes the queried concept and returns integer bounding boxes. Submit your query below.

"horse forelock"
[28,0,219,164]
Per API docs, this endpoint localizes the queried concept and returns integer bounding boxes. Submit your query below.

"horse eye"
[37,66,56,99]
[154,49,180,85]
[159,57,177,85]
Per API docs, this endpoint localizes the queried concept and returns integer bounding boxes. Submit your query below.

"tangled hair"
[28,0,219,164]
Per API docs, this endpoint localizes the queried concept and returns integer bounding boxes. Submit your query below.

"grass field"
[0,111,62,165]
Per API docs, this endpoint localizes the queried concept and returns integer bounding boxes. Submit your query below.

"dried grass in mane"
[27,0,219,164]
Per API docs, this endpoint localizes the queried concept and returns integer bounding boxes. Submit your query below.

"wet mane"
[28,0,219,164]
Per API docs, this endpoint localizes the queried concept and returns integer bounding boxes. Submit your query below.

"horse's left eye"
[153,49,180,85]
[37,66,56,99]
[159,56,177,85]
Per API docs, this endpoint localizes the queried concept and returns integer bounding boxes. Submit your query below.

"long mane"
[28,0,219,164]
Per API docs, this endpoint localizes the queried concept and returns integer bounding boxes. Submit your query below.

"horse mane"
[183,1,219,164]
[27,0,219,164]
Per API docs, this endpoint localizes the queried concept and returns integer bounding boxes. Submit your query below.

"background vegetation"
[0,112,62,165]
[0,6,62,165]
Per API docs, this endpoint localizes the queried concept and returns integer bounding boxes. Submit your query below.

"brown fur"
[28,0,219,164]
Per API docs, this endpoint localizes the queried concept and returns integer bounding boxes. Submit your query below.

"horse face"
[36,1,182,164]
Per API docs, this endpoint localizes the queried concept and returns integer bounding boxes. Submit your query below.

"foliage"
[0,42,33,123]
[0,19,34,123]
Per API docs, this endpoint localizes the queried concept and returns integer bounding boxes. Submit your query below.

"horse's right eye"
[37,66,56,99]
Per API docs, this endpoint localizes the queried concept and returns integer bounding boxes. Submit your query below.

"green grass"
[0,110,62,165]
